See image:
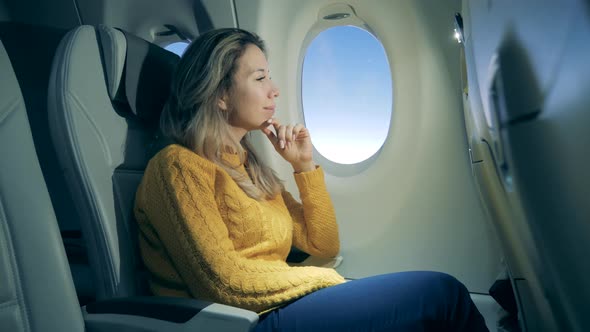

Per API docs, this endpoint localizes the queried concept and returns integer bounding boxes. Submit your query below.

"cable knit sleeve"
[282,166,340,258]
[135,148,344,313]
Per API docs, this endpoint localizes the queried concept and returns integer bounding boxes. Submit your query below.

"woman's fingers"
[262,125,276,140]
[264,119,308,150]
[285,124,294,148]
[261,121,280,149]
[277,123,287,149]
[262,119,284,150]
[292,123,305,141]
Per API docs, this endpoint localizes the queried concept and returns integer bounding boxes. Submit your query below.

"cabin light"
[323,13,350,20]
[453,12,465,44]
[454,28,462,43]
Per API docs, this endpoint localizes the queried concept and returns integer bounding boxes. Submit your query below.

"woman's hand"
[261,118,316,173]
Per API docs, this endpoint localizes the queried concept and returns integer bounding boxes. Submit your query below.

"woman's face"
[222,44,279,139]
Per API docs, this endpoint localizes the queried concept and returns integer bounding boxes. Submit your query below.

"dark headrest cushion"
[116,30,180,125]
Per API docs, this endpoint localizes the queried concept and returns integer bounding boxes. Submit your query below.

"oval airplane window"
[302,25,393,164]
[165,41,189,56]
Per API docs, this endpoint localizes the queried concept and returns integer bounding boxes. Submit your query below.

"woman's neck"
[228,125,248,142]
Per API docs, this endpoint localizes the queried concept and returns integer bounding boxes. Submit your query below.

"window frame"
[297,4,394,174]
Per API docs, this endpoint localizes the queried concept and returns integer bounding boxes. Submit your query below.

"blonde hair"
[160,28,282,200]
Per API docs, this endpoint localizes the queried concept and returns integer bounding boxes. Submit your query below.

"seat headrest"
[97,25,180,125]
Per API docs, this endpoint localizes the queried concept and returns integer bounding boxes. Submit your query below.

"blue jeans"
[254,271,489,332]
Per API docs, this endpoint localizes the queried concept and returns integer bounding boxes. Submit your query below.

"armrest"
[82,296,258,332]
[288,255,343,268]
[286,247,343,268]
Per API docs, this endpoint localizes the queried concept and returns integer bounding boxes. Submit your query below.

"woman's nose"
[271,82,280,98]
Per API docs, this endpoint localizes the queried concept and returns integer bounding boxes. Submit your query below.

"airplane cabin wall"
[235,0,503,293]
[77,0,236,44]
[0,0,80,29]
[0,1,8,21]
[462,0,590,330]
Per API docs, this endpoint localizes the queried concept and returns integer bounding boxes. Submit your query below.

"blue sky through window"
[165,41,189,56]
[302,26,393,164]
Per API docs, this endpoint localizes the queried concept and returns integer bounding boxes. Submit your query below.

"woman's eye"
[256,76,266,81]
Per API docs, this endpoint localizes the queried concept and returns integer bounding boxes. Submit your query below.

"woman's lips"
[264,106,276,116]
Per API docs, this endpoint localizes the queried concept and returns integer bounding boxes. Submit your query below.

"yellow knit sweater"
[134,144,345,313]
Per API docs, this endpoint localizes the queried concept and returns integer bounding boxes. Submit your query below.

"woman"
[134,28,489,331]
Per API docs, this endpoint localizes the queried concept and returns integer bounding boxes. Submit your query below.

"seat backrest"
[0,21,96,306]
[461,2,590,331]
[47,24,179,300]
[0,38,84,332]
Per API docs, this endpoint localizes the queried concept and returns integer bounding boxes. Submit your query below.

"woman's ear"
[218,93,229,111]
[218,98,227,111]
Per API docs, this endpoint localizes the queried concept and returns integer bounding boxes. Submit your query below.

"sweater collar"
[220,148,248,167]
[221,152,241,167]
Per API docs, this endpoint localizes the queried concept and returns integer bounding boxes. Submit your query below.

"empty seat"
[0,22,95,306]
[0,35,84,332]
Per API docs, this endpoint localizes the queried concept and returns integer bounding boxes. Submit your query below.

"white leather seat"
[0,37,84,332]
[0,21,97,306]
